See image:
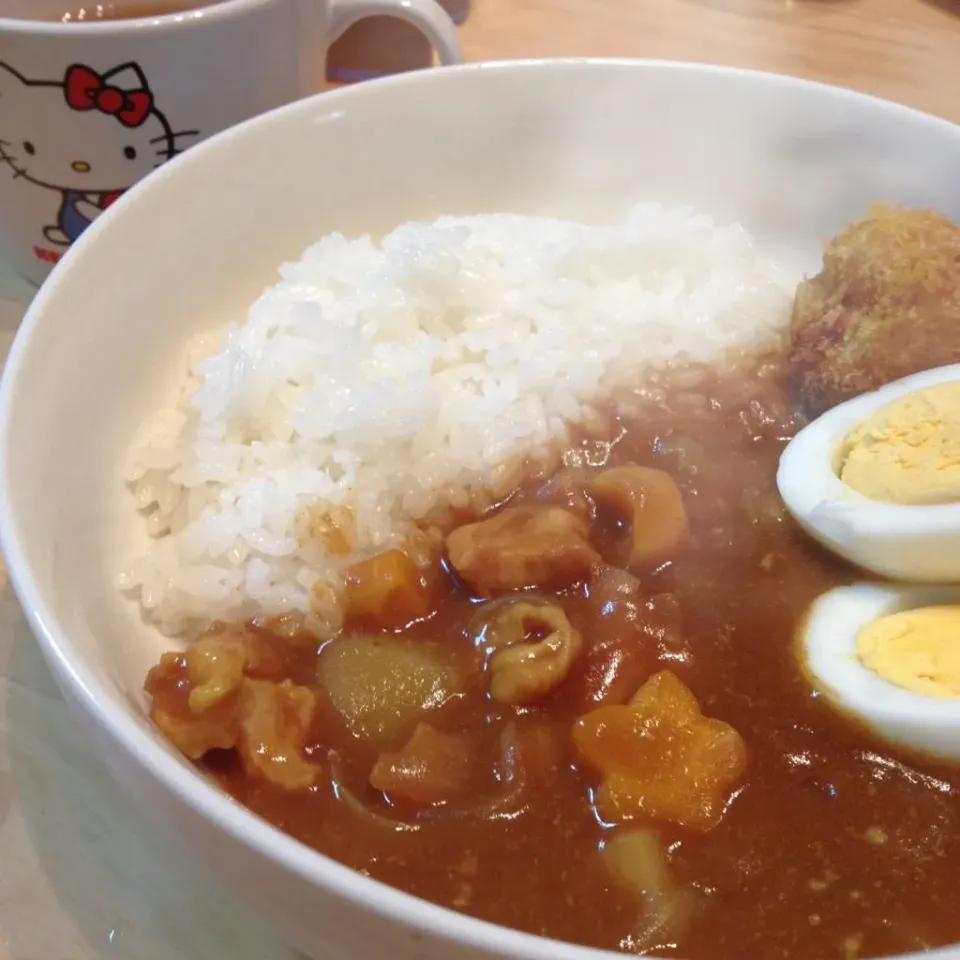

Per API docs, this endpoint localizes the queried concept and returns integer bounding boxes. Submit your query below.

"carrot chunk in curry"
[573,670,748,832]
[343,548,431,628]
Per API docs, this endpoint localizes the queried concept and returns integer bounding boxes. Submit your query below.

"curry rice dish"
[125,204,960,959]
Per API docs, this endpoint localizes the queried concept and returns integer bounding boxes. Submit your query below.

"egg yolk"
[837,381,960,505]
[857,605,960,698]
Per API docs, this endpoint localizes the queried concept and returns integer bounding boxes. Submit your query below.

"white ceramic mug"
[0,0,462,285]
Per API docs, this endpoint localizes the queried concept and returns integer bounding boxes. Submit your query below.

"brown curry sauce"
[147,351,960,959]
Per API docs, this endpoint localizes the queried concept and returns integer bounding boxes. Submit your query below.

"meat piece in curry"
[480,600,584,705]
[146,628,318,788]
[446,503,601,596]
[369,723,475,806]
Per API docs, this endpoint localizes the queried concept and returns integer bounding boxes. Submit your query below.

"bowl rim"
[4,56,960,960]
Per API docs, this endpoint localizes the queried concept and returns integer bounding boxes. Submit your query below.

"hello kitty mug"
[0,0,462,285]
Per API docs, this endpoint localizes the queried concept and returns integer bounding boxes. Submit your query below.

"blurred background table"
[457,0,960,123]
[2,1,960,958]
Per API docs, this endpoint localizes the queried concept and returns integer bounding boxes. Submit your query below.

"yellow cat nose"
[71,160,91,173]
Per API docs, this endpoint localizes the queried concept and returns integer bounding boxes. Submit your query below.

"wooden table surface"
[460,0,960,122]
[2,3,960,959]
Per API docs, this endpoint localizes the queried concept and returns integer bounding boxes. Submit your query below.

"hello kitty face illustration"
[0,60,197,249]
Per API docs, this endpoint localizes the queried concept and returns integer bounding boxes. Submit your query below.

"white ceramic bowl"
[3,59,960,960]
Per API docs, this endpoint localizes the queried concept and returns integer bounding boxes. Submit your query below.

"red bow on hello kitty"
[63,64,153,128]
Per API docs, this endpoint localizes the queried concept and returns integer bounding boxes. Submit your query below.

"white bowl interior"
[5,59,960,960]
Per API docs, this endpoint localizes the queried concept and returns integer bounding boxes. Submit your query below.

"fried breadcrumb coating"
[789,205,960,416]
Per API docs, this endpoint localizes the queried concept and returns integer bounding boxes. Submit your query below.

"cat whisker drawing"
[2,160,27,178]
[149,128,199,144]
[0,147,26,180]
[151,128,200,161]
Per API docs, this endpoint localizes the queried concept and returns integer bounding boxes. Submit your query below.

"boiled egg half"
[778,363,960,582]
[802,583,960,762]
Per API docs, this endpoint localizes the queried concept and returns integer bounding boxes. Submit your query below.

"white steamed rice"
[120,203,791,638]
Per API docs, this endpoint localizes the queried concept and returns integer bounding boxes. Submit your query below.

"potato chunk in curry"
[573,670,747,832]
[602,828,696,948]
[317,634,463,748]
[446,504,601,597]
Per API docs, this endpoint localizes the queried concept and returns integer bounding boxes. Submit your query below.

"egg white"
[777,363,960,582]
[801,582,960,762]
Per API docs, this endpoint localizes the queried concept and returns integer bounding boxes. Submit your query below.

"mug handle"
[327,0,464,66]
